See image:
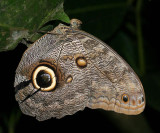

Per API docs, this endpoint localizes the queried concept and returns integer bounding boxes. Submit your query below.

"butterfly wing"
[15,31,92,121]
[72,30,145,115]
[15,22,145,121]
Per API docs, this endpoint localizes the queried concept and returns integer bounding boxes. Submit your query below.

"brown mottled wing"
[15,24,145,121]
[15,32,92,121]
[71,30,145,115]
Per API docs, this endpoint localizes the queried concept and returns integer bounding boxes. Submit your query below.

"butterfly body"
[14,19,145,121]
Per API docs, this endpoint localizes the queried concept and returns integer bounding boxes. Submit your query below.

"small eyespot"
[66,75,73,83]
[122,94,129,104]
[76,57,87,68]
[32,65,56,91]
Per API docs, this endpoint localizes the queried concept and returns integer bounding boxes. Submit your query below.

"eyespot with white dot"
[122,94,129,104]
[32,65,56,91]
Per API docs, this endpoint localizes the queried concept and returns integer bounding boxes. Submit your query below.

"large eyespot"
[122,94,129,104]
[32,65,56,91]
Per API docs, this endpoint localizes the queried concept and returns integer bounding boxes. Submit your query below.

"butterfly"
[14,19,145,121]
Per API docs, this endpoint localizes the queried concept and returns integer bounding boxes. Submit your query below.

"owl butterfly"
[14,19,145,121]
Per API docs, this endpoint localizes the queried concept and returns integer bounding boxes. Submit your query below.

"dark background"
[0,0,159,133]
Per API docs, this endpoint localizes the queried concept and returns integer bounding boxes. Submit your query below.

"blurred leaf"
[0,127,3,133]
[102,111,153,133]
[143,71,160,111]
[65,0,130,40]
[0,0,70,52]
[3,109,21,133]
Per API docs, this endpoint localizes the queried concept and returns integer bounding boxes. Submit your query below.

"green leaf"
[65,0,130,40]
[0,0,70,52]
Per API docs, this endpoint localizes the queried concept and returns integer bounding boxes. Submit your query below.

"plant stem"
[136,0,145,76]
